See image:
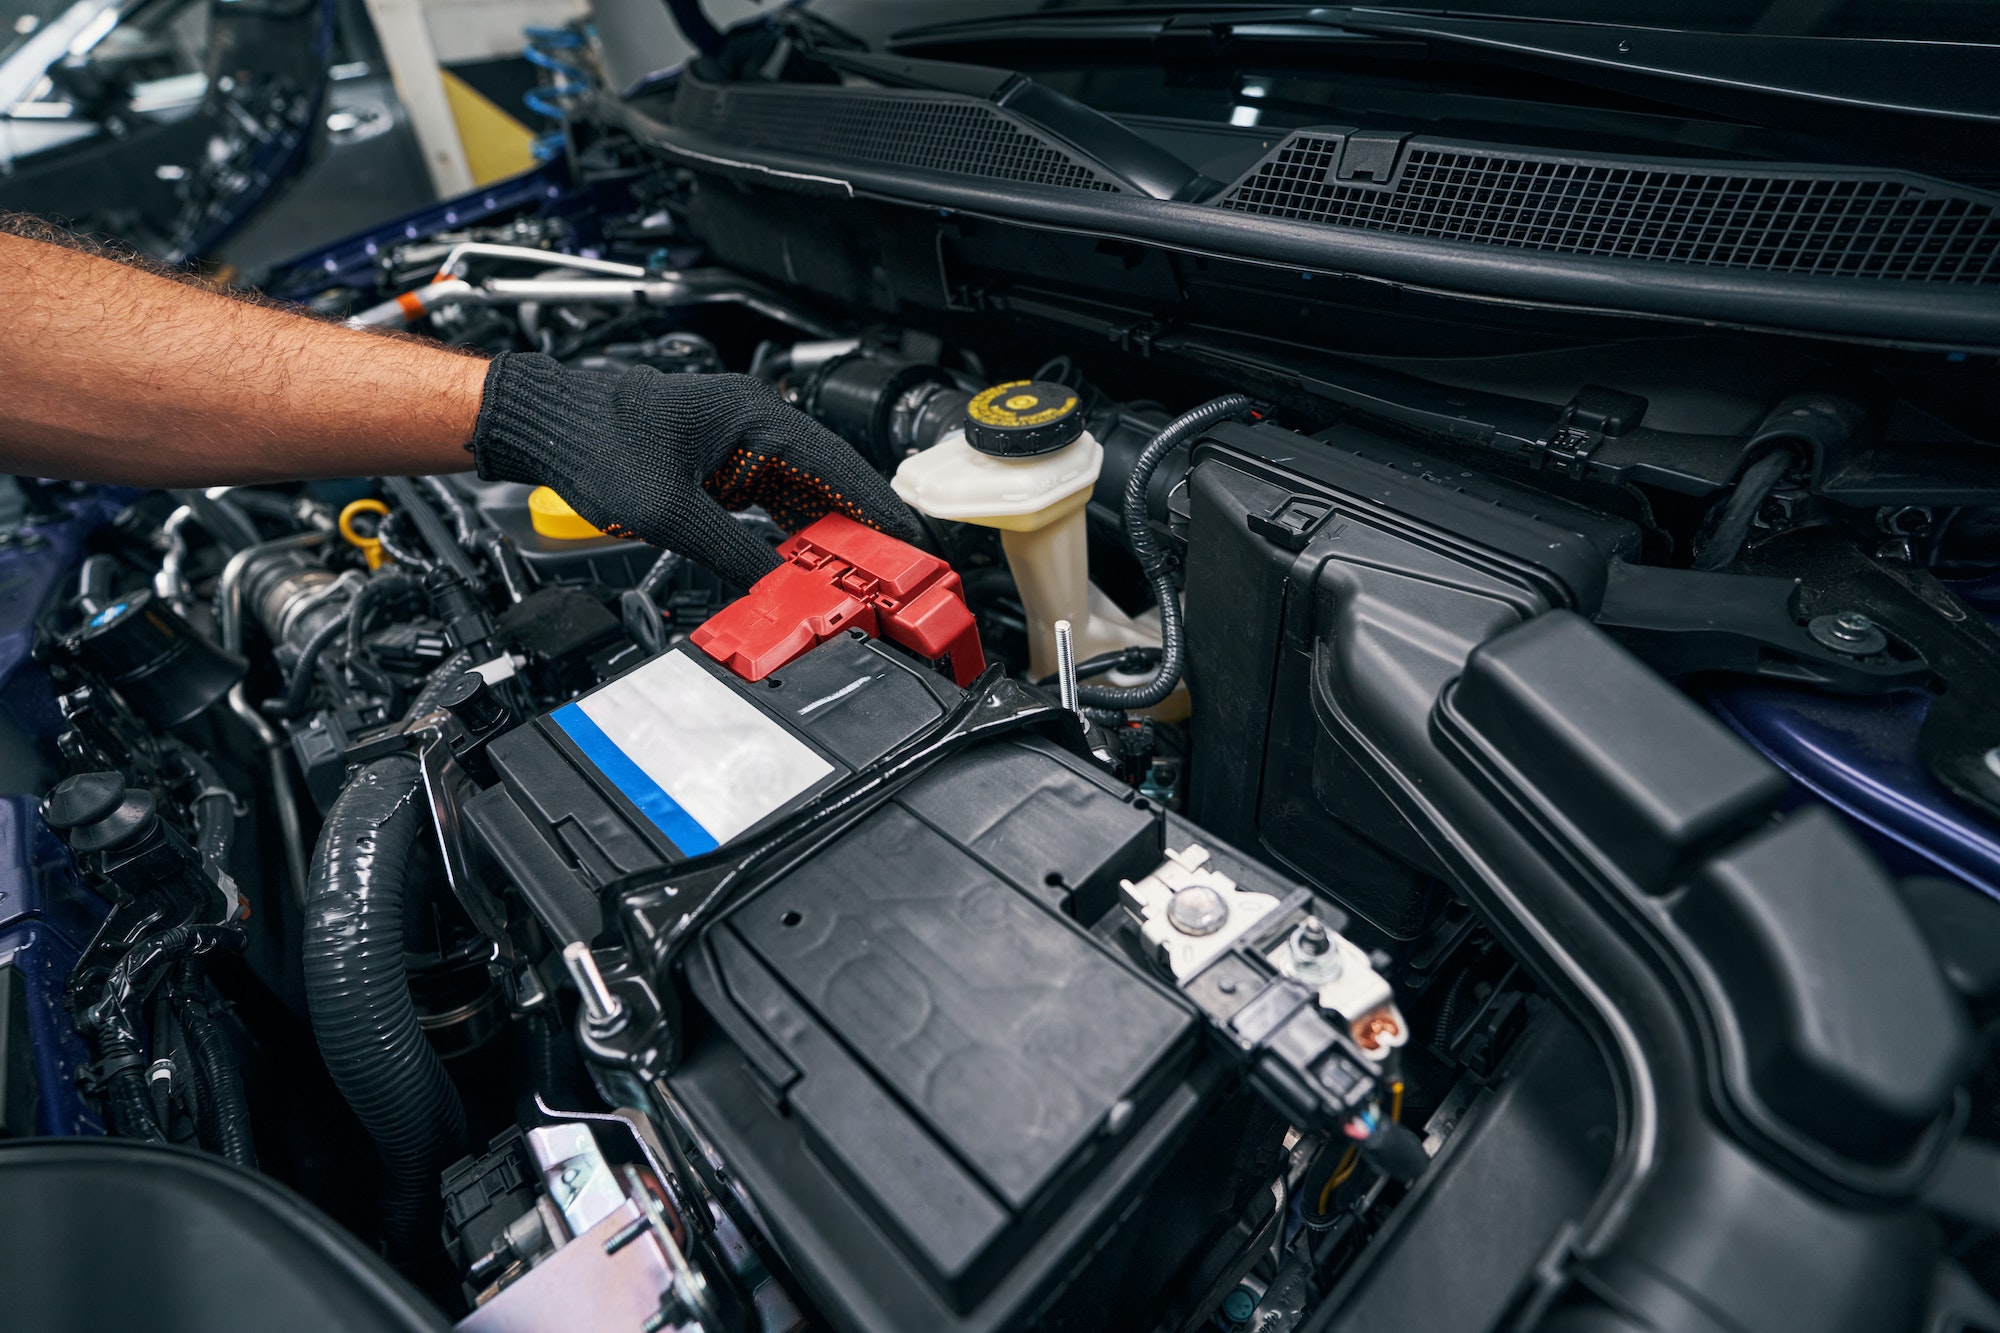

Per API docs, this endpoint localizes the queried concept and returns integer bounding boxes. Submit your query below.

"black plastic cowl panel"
[1438,610,1970,1185]
[672,75,1127,194]
[1218,129,2000,287]
[615,100,2000,347]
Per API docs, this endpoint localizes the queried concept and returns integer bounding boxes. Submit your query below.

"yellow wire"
[1315,1080,1404,1214]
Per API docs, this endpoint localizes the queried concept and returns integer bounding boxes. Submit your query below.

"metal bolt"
[1808,609,1888,657]
[1167,884,1228,936]
[1054,618,1080,715]
[641,1293,690,1333]
[1289,917,1343,986]
[603,1214,651,1255]
[563,941,625,1031]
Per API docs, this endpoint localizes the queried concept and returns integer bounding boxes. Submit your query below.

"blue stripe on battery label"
[551,702,719,857]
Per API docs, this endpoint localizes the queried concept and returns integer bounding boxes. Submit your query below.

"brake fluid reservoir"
[893,380,1160,680]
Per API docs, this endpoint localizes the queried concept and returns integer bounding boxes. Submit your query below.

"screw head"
[1808,610,1888,657]
[1167,884,1228,936]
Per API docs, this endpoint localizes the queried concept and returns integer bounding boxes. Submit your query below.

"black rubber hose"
[383,477,483,586]
[374,510,436,574]
[1691,447,1795,571]
[303,655,471,1260]
[619,588,668,656]
[172,960,257,1171]
[474,531,532,604]
[420,476,480,550]
[263,608,353,719]
[305,755,466,1258]
[344,571,421,664]
[99,1033,166,1144]
[639,548,685,600]
[180,748,236,881]
[525,1008,591,1108]
[1076,393,1253,710]
[83,923,245,1042]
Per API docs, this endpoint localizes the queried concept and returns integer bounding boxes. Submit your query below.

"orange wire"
[1316,1080,1404,1214]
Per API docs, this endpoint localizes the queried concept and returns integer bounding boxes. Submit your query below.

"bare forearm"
[0,229,487,485]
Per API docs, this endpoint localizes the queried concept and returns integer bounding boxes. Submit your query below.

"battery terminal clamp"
[692,512,984,686]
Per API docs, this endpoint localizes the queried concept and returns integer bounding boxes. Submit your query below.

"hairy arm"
[0,226,488,485]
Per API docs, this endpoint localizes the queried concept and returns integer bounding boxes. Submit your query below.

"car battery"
[463,630,962,944]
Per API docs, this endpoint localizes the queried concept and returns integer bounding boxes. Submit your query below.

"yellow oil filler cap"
[528,485,606,540]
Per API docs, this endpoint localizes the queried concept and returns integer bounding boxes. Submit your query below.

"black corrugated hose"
[171,958,257,1170]
[302,654,470,1262]
[1076,393,1254,711]
[85,923,245,1147]
[98,1033,166,1143]
[1690,447,1795,571]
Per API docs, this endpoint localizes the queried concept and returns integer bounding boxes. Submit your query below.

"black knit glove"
[468,352,922,588]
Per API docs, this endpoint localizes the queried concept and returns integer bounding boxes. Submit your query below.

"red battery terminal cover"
[690,513,986,687]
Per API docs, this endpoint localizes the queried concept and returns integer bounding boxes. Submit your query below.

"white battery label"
[552,649,833,855]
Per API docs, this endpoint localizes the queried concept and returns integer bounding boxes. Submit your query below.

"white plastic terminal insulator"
[1268,929,1407,1061]
[1121,844,1280,981]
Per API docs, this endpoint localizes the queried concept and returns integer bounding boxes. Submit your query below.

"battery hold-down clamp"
[691,513,985,687]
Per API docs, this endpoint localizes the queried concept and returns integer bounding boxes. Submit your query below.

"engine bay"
[3,83,1999,1333]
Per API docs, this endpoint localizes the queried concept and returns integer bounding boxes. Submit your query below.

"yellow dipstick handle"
[338,497,391,570]
[528,485,607,540]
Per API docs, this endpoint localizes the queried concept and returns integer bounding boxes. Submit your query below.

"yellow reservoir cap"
[528,486,606,540]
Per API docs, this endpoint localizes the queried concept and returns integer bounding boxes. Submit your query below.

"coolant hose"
[1077,393,1254,710]
[303,656,471,1259]
[304,756,466,1258]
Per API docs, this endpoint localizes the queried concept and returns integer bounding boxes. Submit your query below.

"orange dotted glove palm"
[469,352,922,588]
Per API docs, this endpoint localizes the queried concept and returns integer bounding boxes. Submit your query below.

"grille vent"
[674,81,1122,193]
[1220,133,2000,285]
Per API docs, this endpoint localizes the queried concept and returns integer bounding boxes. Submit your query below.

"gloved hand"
[467,352,922,589]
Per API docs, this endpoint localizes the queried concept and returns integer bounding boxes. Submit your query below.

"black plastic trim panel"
[1219,128,2000,287]
[619,98,2000,347]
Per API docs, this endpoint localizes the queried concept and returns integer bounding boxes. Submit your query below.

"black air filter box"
[1181,419,1641,938]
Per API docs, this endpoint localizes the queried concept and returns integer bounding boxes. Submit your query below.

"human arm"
[0,224,919,587]
[0,228,485,485]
